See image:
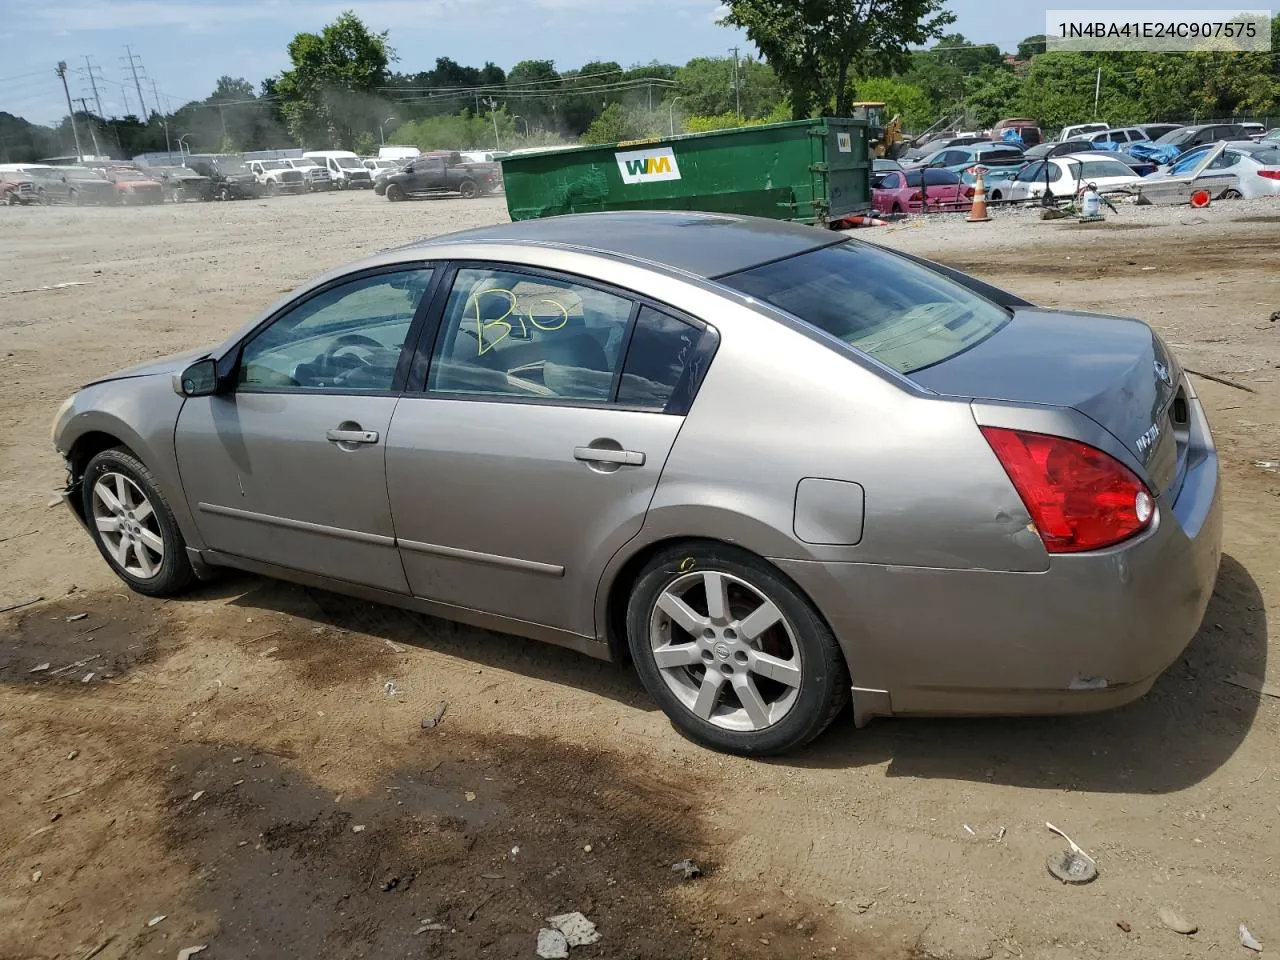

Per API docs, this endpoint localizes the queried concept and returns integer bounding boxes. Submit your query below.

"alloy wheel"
[91,471,165,579]
[649,570,803,732]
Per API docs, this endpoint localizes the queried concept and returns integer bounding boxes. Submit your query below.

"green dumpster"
[500,118,871,227]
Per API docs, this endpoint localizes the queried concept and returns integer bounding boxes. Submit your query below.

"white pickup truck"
[247,159,308,194]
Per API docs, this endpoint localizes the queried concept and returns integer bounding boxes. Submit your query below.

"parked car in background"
[1238,122,1266,140]
[378,145,420,163]
[1070,150,1159,177]
[871,158,904,188]
[1153,124,1247,152]
[1144,141,1280,199]
[1086,126,1149,147]
[460,150,509,164]
[1023,140,1095,161]
[992,118,1043,146]
[248,159,308,194]
[302,150,374,189]
[873,167,972,214]
[50,211,1223,756]
[104,166,165,204]
[1059,122,1109,141]
[0,165,74,204]
[1002,155,1143,202]
[901,135,986,162]
[54,166,120,205]
[363,158,400,176]
[1262,128,1280,143]
[1137,123,1182,141]
[912,142,1025,173]
[146,166,213,202]
[183,155,262,200]
[280,158,333,191]
[0,169,39,204]
[375,151,502,200]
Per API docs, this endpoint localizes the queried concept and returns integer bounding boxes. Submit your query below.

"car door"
[386,263,716,637]
[420,157,446,190]
[175,265,439,591]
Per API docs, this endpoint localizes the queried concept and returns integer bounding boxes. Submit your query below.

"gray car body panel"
[51,212,1223,723]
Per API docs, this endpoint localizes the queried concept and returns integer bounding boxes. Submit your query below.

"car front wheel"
[386,183,405,202]
[82,447,195,597]
[627,543,849,755]
[458,179,479,199]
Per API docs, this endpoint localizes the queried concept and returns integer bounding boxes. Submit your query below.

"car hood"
[85,347,210,387]
[911,307,1182,495]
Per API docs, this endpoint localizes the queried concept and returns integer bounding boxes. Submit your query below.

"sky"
[0,0,1253,125]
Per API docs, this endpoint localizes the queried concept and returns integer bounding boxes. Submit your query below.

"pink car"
[873,167,974,215]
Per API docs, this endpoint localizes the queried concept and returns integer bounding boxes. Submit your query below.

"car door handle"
[326,428,379,444]
[574,446,645,466]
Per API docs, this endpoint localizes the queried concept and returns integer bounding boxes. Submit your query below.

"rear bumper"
[774,408,1223,724]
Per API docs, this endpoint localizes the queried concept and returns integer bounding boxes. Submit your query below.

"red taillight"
[1258,169,1280,180]
[963,186,975,197]
[980,426,1154,553]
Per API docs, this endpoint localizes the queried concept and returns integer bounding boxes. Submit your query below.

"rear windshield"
[905,168,960,186]
[720,242,1009,375]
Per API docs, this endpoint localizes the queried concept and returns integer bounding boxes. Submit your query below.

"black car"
[182,154,263,200]
[871,158,904,188]
[1138,124,1182,141]
[1153,124,1247,151]
[375,151,501,201]
[1023,140,1095,161]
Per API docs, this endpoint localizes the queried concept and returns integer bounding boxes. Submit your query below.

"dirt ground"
[1,192,1278,960]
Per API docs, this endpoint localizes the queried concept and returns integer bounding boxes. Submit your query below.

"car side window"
[617,307,699,409]
[881,173,901,189]
[239,268,434,392]
[1017,161,1045,182]
[427,267,634,403]
[424,158,445,174]
[1081,160,1131,179]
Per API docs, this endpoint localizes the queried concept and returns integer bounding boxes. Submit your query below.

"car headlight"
[51,394,76,448]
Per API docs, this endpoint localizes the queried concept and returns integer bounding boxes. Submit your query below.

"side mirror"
[174,358,219,397]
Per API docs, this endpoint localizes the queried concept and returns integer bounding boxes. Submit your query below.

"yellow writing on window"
[466,288,571,356]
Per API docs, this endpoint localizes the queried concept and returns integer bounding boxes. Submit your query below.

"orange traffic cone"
[968,167,991,223]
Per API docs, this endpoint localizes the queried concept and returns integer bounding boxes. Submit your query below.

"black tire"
[458,179,479,199]
[990,189,1003,201]
[1222,189,1243,200]
[891,202,903,215]
[386,183,405,202]
[37,189,49,206]
[626,542,849,756]
[81,447,196,598]
[218,186,231,202]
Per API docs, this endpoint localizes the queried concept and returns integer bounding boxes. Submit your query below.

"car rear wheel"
[82,448,195,598]
[458,179,479,199]
[626,543,849,755]
[386,183,405,202]
[1222,189,1243,200]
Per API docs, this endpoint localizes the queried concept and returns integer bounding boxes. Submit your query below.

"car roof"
[411,211,842,279]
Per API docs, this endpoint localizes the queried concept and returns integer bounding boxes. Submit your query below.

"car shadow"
[792,554,1267,794]
[212,573,654,711]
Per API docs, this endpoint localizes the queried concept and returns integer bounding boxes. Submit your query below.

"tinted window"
[1016,160,1046,182]
[979,148,1022,163]
[240,268,433,391]
[428,267,632,402]
[616,307,698,409]
[721,243,1009,376]
[1080,159,1134,179]
[923,168,960,186]
[880,173,902,189]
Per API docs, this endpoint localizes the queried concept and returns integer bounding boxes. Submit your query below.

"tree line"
[2,4,1277,163]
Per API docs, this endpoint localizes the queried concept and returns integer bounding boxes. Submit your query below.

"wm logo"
[616,147,682,184]
[624,156,673,176]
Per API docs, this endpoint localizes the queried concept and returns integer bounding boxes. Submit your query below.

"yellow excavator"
[851,102,906,159]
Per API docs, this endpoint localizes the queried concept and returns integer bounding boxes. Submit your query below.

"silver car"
[51,212,1223,755]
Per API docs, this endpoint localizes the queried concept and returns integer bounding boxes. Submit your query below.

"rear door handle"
[326,428,379,444]
[574,446,645,466]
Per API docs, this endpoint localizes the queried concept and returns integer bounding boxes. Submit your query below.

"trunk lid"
[911,308,1184,496]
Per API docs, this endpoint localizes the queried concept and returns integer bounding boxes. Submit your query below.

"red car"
[1,171,40,205]
[873,167,973,215]
[105,166,165,204]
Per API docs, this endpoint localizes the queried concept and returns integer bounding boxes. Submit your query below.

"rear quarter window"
[719,242,1010,376]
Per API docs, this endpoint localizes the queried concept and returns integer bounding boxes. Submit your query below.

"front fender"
[54,377,205,550]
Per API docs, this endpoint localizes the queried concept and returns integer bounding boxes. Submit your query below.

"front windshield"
[214,158,250,175]
[112,170,147,181]
[1155,129,1192,145]
[292,160,319,168]
[720,242,1009,376]
[336,157,364,170]
[259,160,286,170]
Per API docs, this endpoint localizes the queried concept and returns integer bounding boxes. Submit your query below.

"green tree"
[675,56,782,118]
[581,103,627,144]
[1016,34,1047,60]
[721,0,954,117]
[932,33,1003,74]
[274,11,395,148]
[506,59,560,132]
[963,65,1022,126]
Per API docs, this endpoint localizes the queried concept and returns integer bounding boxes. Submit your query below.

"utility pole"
[73,98,102,154]
[124,45,148,118]
[151,78,171,154]
[83,56,104,117]
[484,96,501,149]
[1093,67,1102,119]
[55,62,85,158]
[729,46,742,119]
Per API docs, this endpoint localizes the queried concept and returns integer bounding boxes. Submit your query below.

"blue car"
[911,142,1025,175]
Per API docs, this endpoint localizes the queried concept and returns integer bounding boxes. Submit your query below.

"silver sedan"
[52,212,1223,755]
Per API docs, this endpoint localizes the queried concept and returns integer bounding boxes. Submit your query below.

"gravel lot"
[2,191,1279,960]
